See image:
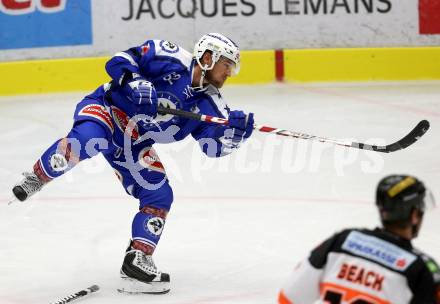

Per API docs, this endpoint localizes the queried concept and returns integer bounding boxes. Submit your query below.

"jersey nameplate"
[342,231,417,271]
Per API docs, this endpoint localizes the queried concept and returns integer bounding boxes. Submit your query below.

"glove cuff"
[120,72,144,86]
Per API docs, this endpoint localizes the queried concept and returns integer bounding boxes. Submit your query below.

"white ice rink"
[0,82,439,304]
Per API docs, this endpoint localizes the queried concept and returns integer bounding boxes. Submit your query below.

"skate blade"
[117,277,170,295]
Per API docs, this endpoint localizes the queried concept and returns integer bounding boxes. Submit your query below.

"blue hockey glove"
[127,78,158,119]
[228,110,254,143]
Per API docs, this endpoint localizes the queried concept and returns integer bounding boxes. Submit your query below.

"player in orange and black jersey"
[278,174,440,304]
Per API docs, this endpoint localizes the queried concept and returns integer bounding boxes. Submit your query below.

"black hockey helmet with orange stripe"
[376,175,429,223]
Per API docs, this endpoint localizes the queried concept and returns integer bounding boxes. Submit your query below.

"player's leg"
[105,146,172,293]
[12,100,113,202]
[119,183,173,294]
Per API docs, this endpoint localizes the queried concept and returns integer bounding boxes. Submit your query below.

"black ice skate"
[118,247,170,294]
[12,172,45,202]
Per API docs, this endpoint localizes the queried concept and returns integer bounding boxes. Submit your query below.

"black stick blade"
[351,120,430,153]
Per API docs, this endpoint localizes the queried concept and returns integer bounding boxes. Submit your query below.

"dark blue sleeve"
[105,40,156,86]
[191,96,240,158]
[410,255,440,304]
[191,123,229,158]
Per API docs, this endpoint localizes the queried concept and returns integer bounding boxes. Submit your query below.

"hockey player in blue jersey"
[11,33,254,294]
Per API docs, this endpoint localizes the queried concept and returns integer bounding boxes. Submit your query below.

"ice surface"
[0,82,439,303]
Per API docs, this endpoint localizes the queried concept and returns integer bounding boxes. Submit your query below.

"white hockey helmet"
[194,33,240,75]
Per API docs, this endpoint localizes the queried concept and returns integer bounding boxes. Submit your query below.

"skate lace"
[135,251,159,275]
[18,172,44,195]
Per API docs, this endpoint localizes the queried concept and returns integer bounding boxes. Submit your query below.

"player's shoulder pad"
[308,229,350,269]
[151,39,193,69]
[139,39,156,58]
[413,249,440,284]
[323,228,356,244]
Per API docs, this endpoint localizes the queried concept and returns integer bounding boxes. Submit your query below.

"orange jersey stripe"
[320,282,391,304]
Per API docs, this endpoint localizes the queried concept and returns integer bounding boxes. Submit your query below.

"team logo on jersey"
[111,106,139,140]
[159,40,179,53]
[342,231,417,271]
[156,91,180,124]
[425,260,440,283]
[145,217,165,236]
[138,147,166,174]
[50,153,68,172]
[427,260,439,273]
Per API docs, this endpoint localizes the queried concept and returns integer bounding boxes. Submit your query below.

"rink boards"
[2,46,440,95]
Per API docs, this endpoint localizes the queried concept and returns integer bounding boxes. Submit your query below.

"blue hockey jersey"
[85,39,243,158]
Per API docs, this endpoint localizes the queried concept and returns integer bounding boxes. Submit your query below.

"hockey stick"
[157,107,430,153]
[49,285,100,304]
